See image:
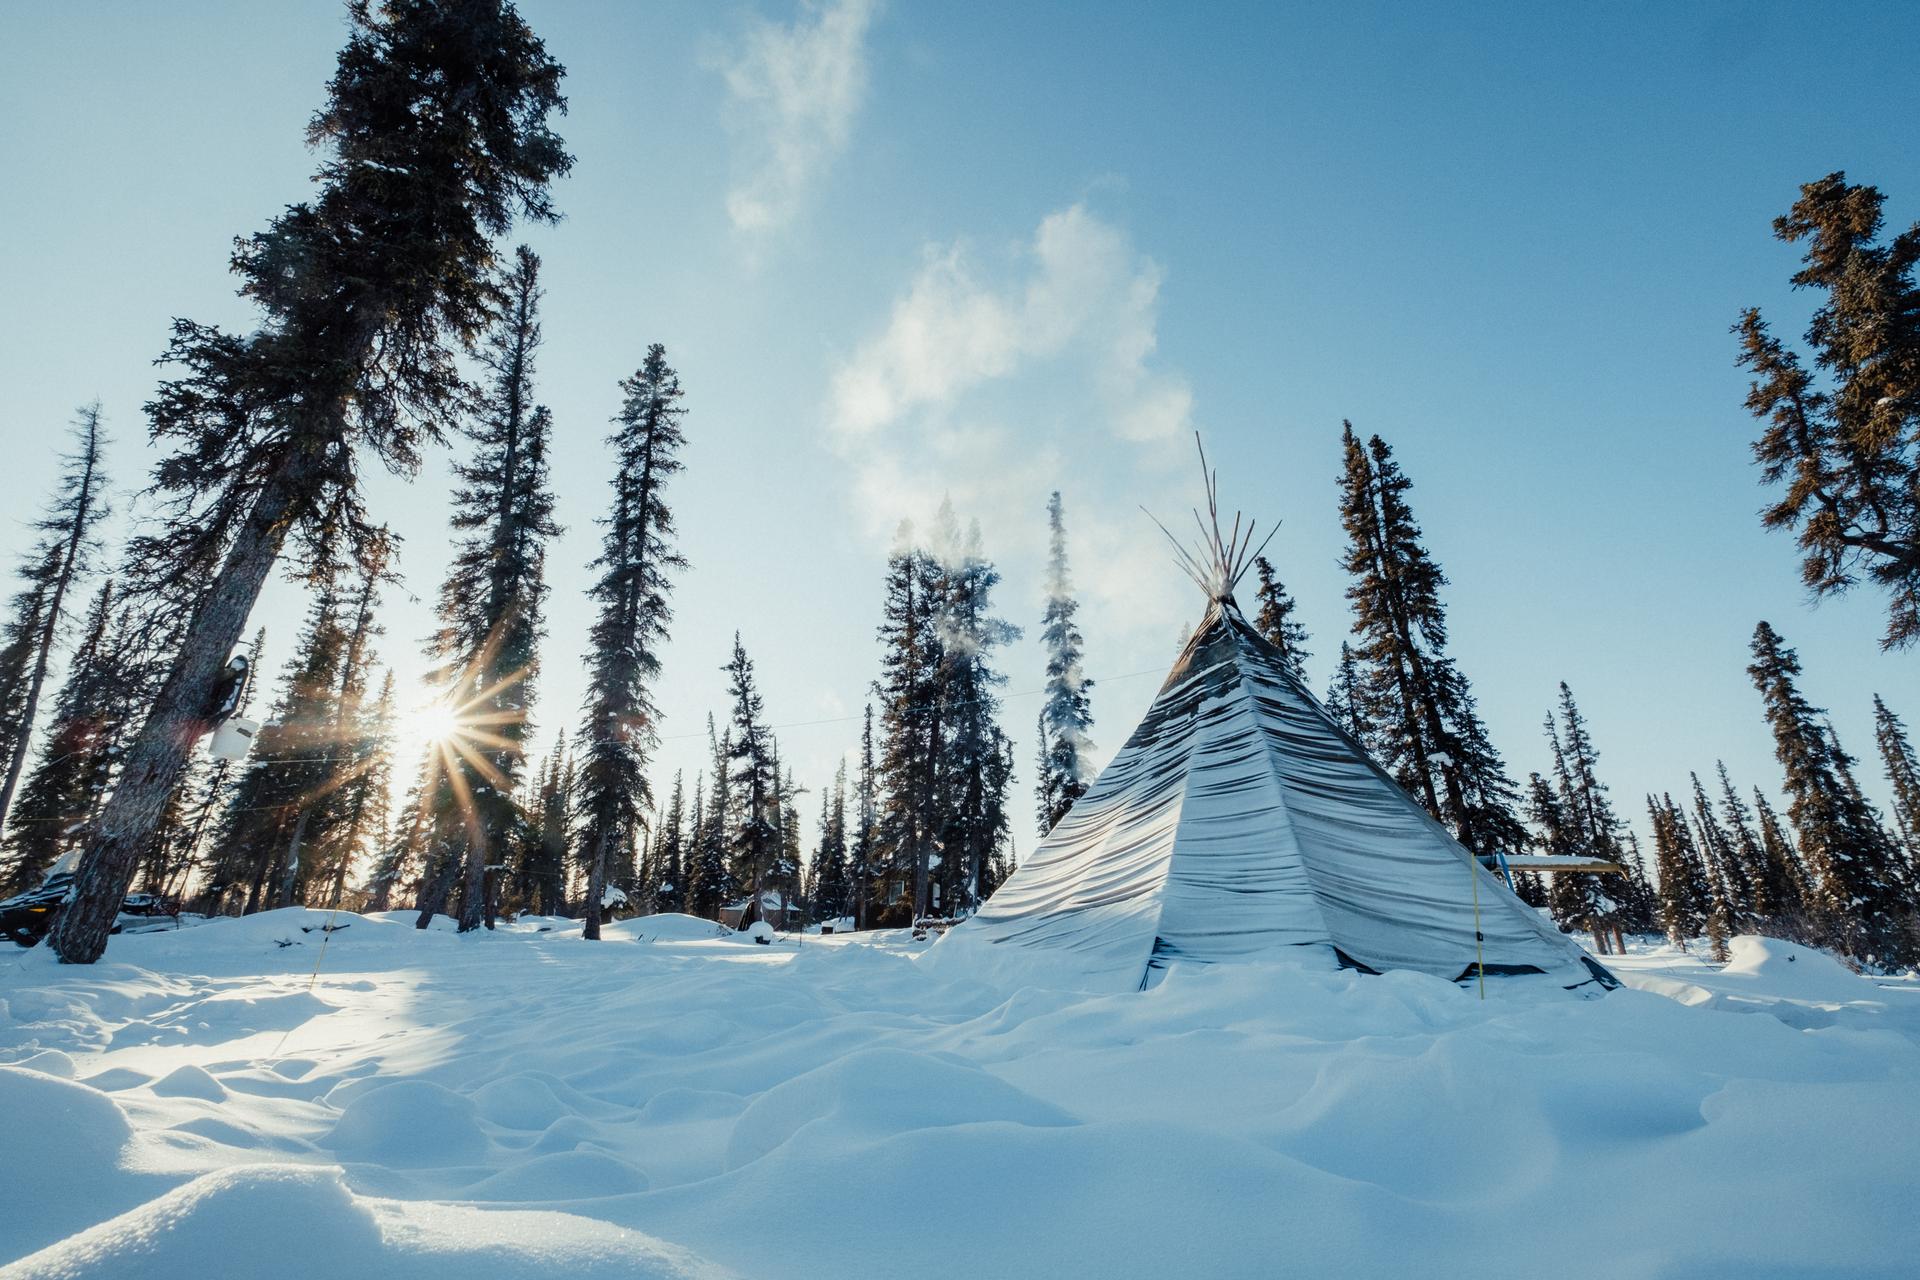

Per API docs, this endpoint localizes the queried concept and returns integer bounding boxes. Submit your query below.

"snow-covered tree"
[52,0,571,964]
[1872,696,1920,874]
[576,346,687,941]
[1749,620,1910,964]
[1250,555,1311,685]
[0,403,110,836]
[1733,173,1920,650]
[421,245,561,932]
[1338,424,1525,859]
[1035,492,1095,836]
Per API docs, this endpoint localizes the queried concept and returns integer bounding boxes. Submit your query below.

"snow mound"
[1718,935,1878,1003]
[0,1067,169,1261]
[461,1150,651,1201]
[323,1080,487,1167]
[604,913,729,943]
[150,1064,227,1101]
[471,1072,575,1130]
[725,1047,1074,1171]
[0,1164,728,1279]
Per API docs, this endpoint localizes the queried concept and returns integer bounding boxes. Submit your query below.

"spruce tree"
[1648,793,1710,947]
[1250,555,1311,685]
[576,346,687,941]
[1619,831,1658,933]
[1874,695,1920,875]
[1733,173,1920,649]
[1716,763,1791,921]
[316,669,395,910]
[1542,685,1646,931]
[0,404,110,836]
[423,245,561,932]
[654,770,686,914]
[2,581,120,893]
[872,527,940,921]
[510,732,571,916]
[1751,788,1812,921]
[773,762,806,920]
[1690,771,1753,926]
[723,636,779,927]
[1528,772,1594,932]
[932,515,1018,912]
[1035,492,1094,835]
[849,705,878,929]
[210,589,352,914]
[686,715,733,920]
[53,0,572,964]
[1338,424,1525,857]
[1749,620,1910,963]
[810,763,850,922]
[1322,642,1372,747]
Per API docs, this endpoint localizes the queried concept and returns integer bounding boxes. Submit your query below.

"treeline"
[2,0,1914,970]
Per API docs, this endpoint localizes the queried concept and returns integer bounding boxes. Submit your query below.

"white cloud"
[825,204,1199,642]
[720,0,879,236]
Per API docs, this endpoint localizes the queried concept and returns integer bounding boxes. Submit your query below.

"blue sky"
[1,1,1915,849]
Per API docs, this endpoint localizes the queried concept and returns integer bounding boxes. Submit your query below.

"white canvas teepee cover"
[929,598,1608,993]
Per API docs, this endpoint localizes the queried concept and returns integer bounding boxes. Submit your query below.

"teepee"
[931,447,1613,994]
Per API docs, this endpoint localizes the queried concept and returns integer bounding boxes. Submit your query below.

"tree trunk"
[415,847,460,928]
[275,807,311,909]
[456,825,488,933]
[48,461,301,963]
[584,827,610,941]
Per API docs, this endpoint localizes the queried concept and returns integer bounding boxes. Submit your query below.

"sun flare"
[407,700,465,747]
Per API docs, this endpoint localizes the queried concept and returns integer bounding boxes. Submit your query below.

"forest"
[1,0,1916,982]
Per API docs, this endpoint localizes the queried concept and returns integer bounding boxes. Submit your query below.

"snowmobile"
[0,852,179,946]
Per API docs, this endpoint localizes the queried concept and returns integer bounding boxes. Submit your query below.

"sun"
[407,700,465,747]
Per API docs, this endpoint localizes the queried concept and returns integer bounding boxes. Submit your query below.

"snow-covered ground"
[2,914,1917,1278]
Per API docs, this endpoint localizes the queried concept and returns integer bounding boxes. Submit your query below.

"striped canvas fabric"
[930,598,1606,993]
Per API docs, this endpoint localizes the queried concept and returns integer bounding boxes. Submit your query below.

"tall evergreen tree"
[2,581,121,893]
[1648,793,1711,947]
[210,589,353,915]
[509,731,571,916]
[1690,770,1753,926]
[1734,173,1920,649]
[723,636,779,926]
[1715,763,1789,921]
[316,670,396,909]
[1338,424,1526,857]
[653,770,686,915]
[849,705,878,929]
[575,346,687,941]
[423,244,561,931]
[1749,620,1910,963]
[1874,695,1920,876]
[1527,771,1595,931]
[872,527,941,921]
[932,515,1018,913]
[1322,642,1371,746]
[810,762,851,922]
[1751,788,1812,920]
[1035,491,1094,836]
[53,0,572,963]
[1250,555,1311,685]
[0,403,110,836]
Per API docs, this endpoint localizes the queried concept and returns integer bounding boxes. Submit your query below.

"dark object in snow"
[300,922,351,935]
[1,870,176,946]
